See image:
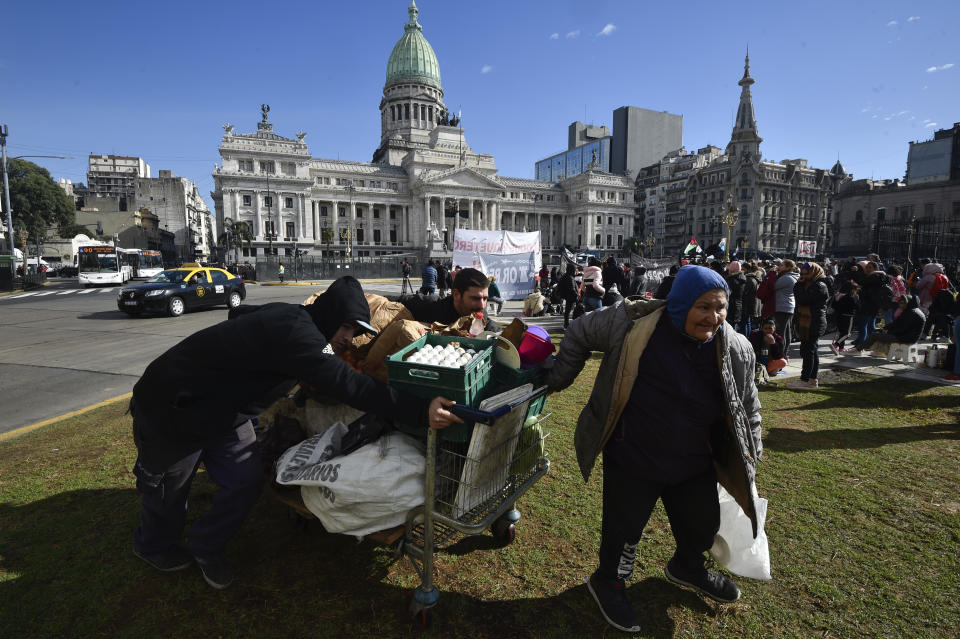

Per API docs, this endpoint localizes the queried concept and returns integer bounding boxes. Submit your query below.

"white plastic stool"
[888,342,921,364]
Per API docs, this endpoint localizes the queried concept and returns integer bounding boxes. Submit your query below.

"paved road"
[0,279,407,435]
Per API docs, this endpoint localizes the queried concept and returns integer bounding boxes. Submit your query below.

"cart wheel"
[406,591,435,630]
[491,517,517,545]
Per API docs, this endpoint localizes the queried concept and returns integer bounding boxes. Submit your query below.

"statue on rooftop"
[261,104,270,123]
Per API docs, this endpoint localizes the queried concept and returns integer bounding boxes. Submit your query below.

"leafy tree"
[321,226,334,246]
[623,236,644,256]
[7,159,75,248]
[218,217,253,263]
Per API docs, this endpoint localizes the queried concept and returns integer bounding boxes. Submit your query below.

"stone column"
[331,200,339,249]
[452,197,460,234]
[298,194,306,239]
[311,200,319,241]
[423,195,431,236]
[253,191,263,241]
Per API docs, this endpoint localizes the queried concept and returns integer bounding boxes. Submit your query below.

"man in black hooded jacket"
[130,276,461,589]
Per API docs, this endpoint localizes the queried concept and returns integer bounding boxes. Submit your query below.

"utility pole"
[1,125,14,283]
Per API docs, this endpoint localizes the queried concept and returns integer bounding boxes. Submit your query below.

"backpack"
[931,273,952,297]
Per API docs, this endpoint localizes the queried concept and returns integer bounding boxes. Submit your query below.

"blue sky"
[4,0,957,215]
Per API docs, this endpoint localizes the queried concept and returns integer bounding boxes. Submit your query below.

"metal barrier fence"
[250,256,418,282]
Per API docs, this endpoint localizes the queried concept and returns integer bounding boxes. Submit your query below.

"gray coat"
[546,298,764,535]
[774,271,799,314]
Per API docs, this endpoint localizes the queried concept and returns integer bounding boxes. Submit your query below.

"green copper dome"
[385,1,442,90]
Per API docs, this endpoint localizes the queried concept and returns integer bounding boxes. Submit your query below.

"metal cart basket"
[402,385,550,627]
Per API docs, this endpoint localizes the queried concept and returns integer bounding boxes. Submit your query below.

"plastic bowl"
[525,324,550,341]
[518,331,555,366]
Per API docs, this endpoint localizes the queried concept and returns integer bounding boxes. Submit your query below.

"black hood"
[303,276,375,341]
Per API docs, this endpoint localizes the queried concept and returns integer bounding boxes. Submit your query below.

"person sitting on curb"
[749,318,787,382]
[857,293,925,353]
[487,275,504,316]
[400,267,500,332]
[129,276,462,590]
[523,287,547,317]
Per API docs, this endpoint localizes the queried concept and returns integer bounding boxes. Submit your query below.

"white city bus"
[119,248,165,279]
[78,246,133,287]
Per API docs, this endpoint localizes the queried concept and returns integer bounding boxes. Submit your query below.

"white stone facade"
[210,4,634,262]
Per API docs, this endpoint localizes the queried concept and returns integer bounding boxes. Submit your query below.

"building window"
[390,229,397,243]
[283,162,295,176]
[619,217,623,225]
[238,159,254,172]
[597,215,602,224]
[339,207,346,217]
[357,229,364,243]
[264,221,276,236]
[259,161,275,174]
[617,235,623,248]
[264,196,273,208]
[404,104,410,119]
[285,222,295,238]
[284,197,294,209]
[389,209,396,220]
[577,234,582,246]
[577,217,582,225]
[876,208,885,221]
[606,234,612,248]
[390,105,396,121]
[321,206,328,217]
[595,233,601,247]
[242,195,252,206]
[356,207,363,218]
[374,229,381,243]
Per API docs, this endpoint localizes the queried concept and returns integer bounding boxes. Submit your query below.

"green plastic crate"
[387,334,495,441]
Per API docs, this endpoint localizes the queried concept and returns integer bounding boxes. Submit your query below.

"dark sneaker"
[194,555,234,590]
[133,545,194,572]
[664,560,740,603]
[587,571,641,633]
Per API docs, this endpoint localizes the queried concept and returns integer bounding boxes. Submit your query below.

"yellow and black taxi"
[117,264,246,317]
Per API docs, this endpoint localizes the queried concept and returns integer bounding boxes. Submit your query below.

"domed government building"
[211,1,634,262]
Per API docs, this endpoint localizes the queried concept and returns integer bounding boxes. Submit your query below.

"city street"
[0,278,409,435]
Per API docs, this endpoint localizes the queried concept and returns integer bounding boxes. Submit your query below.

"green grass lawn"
[1,365,958,638]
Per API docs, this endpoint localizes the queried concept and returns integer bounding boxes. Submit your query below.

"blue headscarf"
[666,265,730,331]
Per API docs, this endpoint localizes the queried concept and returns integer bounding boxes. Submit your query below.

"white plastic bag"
[275,423,426,538]
[709,483,772,580]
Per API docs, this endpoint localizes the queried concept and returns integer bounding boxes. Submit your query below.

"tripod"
[401,274,414,295]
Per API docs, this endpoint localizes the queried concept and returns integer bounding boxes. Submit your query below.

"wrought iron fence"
[249,255,419,282]
[873,217,960,263]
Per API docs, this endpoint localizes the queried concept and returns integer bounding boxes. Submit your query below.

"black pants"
[563,296,578,327]
[133,420,263,560]
[799,338,820,381]
[598,455,720,581]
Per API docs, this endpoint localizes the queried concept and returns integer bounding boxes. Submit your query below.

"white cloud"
[925,122,938,128]
[860,107,869,113]
[549,32,559,40]
[896,110,908,116]
[597,23,616,37]
[566,30,580,39]
[923,119,932,123]
[886,19,898,27]
[907,16,920,22]
[926,63,955,73]
[480,65,492,74]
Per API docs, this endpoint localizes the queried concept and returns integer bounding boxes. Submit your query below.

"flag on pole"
[684,237,701,255]
[718,237,727,253]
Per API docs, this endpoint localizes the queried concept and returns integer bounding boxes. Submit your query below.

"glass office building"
[535,138,611,182]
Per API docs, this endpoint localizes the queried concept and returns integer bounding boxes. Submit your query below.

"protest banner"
[476,251,538,300]
[452,230,542,272]
[797,240,817,258]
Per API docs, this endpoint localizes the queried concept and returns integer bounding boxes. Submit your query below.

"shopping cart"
[402,385,551,627]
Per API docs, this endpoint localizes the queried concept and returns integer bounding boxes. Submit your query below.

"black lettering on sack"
[329,464,340,483]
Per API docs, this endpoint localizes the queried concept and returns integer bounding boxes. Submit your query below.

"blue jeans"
[133,420,263,559]
[584,296,603,312]
[852,313,876,350]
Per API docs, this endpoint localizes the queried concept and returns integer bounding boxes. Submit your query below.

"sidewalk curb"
[0,392,133,442]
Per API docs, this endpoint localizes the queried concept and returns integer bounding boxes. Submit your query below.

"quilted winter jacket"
[546,298,764,535]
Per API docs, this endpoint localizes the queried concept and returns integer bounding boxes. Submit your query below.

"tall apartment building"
[610,106,683,177]
[85,155,151,201]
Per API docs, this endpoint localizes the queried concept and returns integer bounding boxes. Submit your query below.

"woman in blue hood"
[547,265,763,633]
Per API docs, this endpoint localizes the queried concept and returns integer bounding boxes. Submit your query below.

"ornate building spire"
[727,49,762,161]
[407,0,420,30]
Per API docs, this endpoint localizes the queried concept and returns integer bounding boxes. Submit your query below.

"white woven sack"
[276,425,426,538]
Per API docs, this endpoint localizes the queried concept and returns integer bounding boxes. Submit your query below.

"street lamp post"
[645,232,655,257]
[718,197,740,262]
